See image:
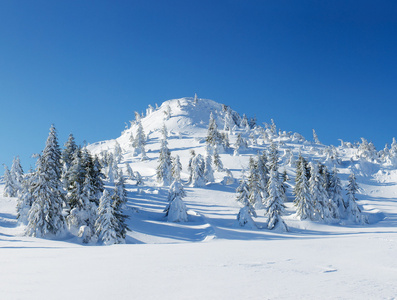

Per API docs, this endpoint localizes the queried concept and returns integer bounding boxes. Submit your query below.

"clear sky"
[1,0,396,172]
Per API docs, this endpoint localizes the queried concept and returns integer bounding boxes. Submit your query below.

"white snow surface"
[2,97,397,299]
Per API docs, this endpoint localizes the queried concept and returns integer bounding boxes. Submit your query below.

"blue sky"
[0,0,396,172]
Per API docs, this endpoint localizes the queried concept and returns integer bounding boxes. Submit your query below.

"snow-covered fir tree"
[161,123,168,140]
[234,134,247,156]
[309,162,332,222]
[294,155,314,220]
[281,169,289,195]
[328,166,345,219]
[247,157,264,209]
[190,154,206,187]
[114,170,128,208]
[171,155,182,181]
[16,173,34,224]
[346,173,367,224]
[204,146,215,183]
[26,125,66,237]
[164,179,188,222]
[268,142,279,171]
[3,165,17,197]
[95,190,118,245]
[132,120,148,160]
[125,162,135,180]
[156,138,172,186]
[188,150,196,184]
[256,151,269,200]
[265,169,288,231]
[236,177,257,228]
[61,133,78,189]
[11,156,24,192]
[206,112,222,151]
[213,147,224,172]
[111,187,129,242]
[313,129,321,144]
[113,140,123,164]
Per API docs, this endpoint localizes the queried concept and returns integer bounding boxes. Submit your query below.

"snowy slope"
[2,96,397,299]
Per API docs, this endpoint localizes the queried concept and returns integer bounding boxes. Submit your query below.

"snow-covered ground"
[1,97,397,299]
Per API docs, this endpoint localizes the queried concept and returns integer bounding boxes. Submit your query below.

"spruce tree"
[16,173,34,224]
[313,129,321,144]
[190,154,206,187]
[206,112,222,150]
[3,165,17,197]
[346,173,367,223]
[309,162,332,222]
[204,146,215,183]
[265,169,288,231]
[11,156,24,192]
[164,180,188,222]
[111,188,129,241]
[171,155,182,181]
[294,155,314,220]
[256,151,269,200]
[328,166,345,219]
[26,125,65,237]
[247,157,264,209]
[156,139,172,186]
[133,120,148,160]
[125,162,135,181]
[234,134,247,156]
[95,190,118,245]
[213,147,224,172]
[188,150,196,184]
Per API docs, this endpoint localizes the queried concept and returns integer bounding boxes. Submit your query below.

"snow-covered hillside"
[2,96,397,299]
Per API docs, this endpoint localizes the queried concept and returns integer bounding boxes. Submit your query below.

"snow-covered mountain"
[2,96,397,299]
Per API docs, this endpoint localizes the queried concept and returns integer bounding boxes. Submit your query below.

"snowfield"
[1,97,397,299]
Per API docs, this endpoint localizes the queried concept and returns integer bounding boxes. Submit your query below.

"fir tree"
[16,173,34,224]
[309,162,332,222]
[236,177,257,228]
[26,126,65,237]
[3,165,17,197]
[346,173,367,224]
[164,180,188,222]
[213,147,224,172]
[11,156,24,192]
[247,157,264,209]
[111,188,129,241]
[233,134,247,156]
[61,133,78,189]
[171,155,182,181]
[114,170,128,207]
[161,123,168,140]
[95,190,118,245]
[328,166,345,219]
[313,129,321,144]
[294,155,314,220]
[156,139,172,186]
[206,112,222,150]
[113,141,123,164]
[133,120,148,160]
[187,150,196,184]
[190,154,206,187]
[268,142,279,171]
[265,169,288,231]
[204,146,215,183]
[125,162,135,180]
[256,151,269,200]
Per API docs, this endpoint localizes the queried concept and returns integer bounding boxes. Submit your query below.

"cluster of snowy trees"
[293,154,367,224]
[4,126,129,245]
[236,143,288,231]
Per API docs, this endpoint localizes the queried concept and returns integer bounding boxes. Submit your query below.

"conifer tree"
[256,151,269,199]
[125,162,135,180]
[161,123,168,140]
[171,155,182,181]
[346,173,367,223]
[114,170,127,207]
[213,147,224,172]
[309,162,332,221]
[206,112,222,150]
[313,129,321,144]
[294,155,314,220]
[11,156,24,192]
[3,165,17,197]
[133,120,148,160]
[281,169,289,195]
[240,114,249,131]
[164,180,188,222]
[190,154,206,187]
[113,141,123,164]
[61,134,78,189]
[16,173,34,224]
[328,166,345,219]
[265,169,288,231]
[204,146,215,183]
[247,157,264,209]
[134,171,143,185]
[156,139,172,186]
[111,187,129,241]
[236,176,257,228]
[26,125,65,237]
[234,134,247,156]
[268,142,279,171]
[95,190,118,245]
[188,150,196,184]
